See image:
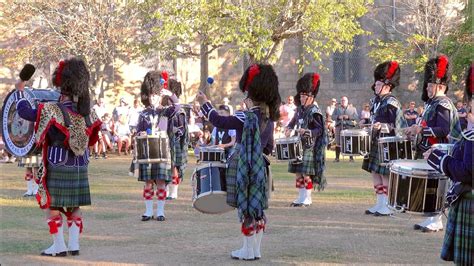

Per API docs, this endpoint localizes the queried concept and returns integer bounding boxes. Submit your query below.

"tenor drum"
[340,129,370,156]
[388,160,447,213]
[275,136,303,161]
[134,132,171,164]
[199,146,225,162]
[431,143,454,156]
[378,136,413,165]
[1,88,59,157]
[192,162,233,214]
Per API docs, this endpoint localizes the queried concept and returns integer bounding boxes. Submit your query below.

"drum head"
[378,136,404,143]
[275,136,300,144]
[2,90,35,157]
[196,162,226,171]
[389,159,443,178]
[193,192,234,214]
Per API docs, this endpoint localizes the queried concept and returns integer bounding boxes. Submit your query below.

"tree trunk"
[200,40,209,95]
[93,63,106,99]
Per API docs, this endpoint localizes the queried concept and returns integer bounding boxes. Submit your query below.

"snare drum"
[275,136,303,161]
[388,160,447,213]
[134,132,171,164]
[192,162,234,214]
[1,88,59,157]
[199,146,225,162]
[378,136,413,165]
[340,129,370,156]
[431,143,454,155]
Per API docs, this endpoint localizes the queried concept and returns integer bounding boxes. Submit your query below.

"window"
[333,35,363,84]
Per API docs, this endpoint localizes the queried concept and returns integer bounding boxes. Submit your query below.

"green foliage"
[441,0,474,86]
[141,0,371,66]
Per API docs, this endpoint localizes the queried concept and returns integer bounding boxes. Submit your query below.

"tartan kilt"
[288,148,316,175]
[226,148,239,208]
[441,192,473,265]
[361,138,390,176]
[173,141,188,167]
[138,163,171,183]
[46,165,91,207]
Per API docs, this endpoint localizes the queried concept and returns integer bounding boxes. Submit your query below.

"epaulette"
[462,130,474,141]
[386,96,401,109]
[235,111,246,123]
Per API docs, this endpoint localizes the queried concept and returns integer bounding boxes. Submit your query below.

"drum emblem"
[282,146,289,159]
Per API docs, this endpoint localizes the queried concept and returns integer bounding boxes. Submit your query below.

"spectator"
[326,98,337,135]
[92,97,107,120]
[210,105,236,158]
[404,101,419,126]
[113,97,130,122]
[456,101,468,131]
[332,96,359,162]
[279,95,297,127]
[273,122,285,139]
[222,97,234,115]
[128,99,142,134]
[115,115,131,155]
[101,113,115,152]
[360,103,371,125]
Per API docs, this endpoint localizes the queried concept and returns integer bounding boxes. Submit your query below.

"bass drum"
[1,88,59,157]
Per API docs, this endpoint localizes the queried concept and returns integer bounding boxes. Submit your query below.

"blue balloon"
[207,77,214,85]
[160,78,165,85]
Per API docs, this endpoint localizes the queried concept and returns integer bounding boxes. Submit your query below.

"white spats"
[144,200,153,217]
[231,234,256,260]
[254,230,263,259]
[156,200,165,218]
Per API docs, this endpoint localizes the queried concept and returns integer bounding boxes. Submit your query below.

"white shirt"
[128,106,142,127]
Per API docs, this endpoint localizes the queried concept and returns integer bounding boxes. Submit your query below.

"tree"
[441,0,473,89]
[368,0,466,74]
[0,0,140,96]
[140,0,370,88]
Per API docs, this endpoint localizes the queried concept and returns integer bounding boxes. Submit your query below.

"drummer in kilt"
[196,64,281,261]
[136,70,181,222]
[425,63,473,265]
[16,58,102,256]
[285,72,327,207]
[406,55,461,232]
[18,156,40,197]
[166,78,188,200]
[362,61,407,216]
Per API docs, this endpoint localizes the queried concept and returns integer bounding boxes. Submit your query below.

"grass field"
[0,151,449,265]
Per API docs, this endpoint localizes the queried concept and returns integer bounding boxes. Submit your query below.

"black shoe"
[413,224,422,230]
[68,250,80,256]
[374,212,390,217]
[290,203,302,207]
[101,153,108,159]
[156,216,165,221]
[165,196,174,200]
[141,215,153,221]
[365,209,376,215]
[94,154,99,159]
[349,158,355,163]
[41,251,67,257]
[333,158,339,162]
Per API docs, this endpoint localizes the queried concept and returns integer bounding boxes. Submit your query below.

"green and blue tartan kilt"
[46,165,91,207]
[361,139,389,176]
[288,148,316,175]
[226,148,239,208]
[441,192,473,265]
[138,163,171,183]
[173,141,188,167]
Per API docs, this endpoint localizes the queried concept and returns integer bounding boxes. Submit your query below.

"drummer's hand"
[373,122,382,130]
[298,128,306,135]
[139,131,147,136]
[195,91,208,105]
[217,143,226,148]
[423,148,433,159]
[413,124,422,134]
[15,80,26,91]
[284,128,291,138]
[160,88,172,97]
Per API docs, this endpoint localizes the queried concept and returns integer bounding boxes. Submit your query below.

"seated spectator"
[115,115,131,155]
[101,113,115,152]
